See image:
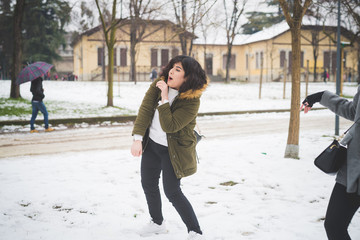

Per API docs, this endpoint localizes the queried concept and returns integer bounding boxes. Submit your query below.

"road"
[0,113,353,158]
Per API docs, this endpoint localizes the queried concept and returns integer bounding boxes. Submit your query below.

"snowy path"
[0,111,352,158]
[1,111,360,240]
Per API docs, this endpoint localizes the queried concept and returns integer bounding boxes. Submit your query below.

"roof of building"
[73,19,196,46]
[193,16,356,46]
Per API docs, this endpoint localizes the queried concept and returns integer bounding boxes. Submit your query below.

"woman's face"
[167,62,186,90]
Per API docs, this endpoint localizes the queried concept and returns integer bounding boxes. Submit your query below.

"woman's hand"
[131,140,142,157]
[300,91,324,114]
[300,103,312,114]
[156,80,169,103]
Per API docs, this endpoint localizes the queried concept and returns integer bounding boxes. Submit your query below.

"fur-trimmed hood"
[178,80,208,100]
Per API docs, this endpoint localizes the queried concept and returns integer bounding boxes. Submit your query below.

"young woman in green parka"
[131,55,208,239]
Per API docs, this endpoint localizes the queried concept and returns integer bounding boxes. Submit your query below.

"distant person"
[323,69,328,83]
[327,70,329,81]
[30,76,54,133]
[131,56,207,239]
[150,68,157,82]
[348,72,352,82]
[301,86,360,240]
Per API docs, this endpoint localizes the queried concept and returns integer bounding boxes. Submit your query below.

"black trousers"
[325,183,360,240]
[141,138,202,234]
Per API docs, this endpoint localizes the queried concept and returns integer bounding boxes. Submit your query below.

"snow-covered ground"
[1,122,360,240]
[0,80,358,121]
[1,80,360,239]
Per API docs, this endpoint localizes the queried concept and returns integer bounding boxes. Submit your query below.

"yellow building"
[73,20,193,81]
[193,19,359,83]
[73,18,359,82]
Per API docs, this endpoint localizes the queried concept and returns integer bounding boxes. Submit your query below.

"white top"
[134,88,179,147]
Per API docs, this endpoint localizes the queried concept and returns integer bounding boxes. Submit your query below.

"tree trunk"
[179,33,187,55]
[313,54,318,82]
[225,45,232,83]
[130,20,137,84]
[285,27,301,159]
[10,0,25,99]
[107,47,114,106]
[259,56,263,99]
[130,42,136,84]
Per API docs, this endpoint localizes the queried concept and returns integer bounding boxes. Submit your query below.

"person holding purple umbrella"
[30,76,54,133]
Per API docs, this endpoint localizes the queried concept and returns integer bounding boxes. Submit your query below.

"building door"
[205,53,213,75]
[324,51,337,75]
[151,49,158,67]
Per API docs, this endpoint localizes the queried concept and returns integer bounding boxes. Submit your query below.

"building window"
[280,50,286,68]
[161,49,169,67]
[301,51,304,68]
[98,47,104,66]
[222,54,236,69]
[151,49,157,67]
[120,48,127,67]
[256,52,263,69]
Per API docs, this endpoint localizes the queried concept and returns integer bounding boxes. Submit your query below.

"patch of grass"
[0,98,32,116]
[0,98,135,119]
[220,181,239,186]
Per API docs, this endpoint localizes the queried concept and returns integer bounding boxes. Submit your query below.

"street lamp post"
[335,0,341,135]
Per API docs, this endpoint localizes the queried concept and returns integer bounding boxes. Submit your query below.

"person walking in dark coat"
[131,56,208,239]
[30,77,54,133]
[150,68,157,82]
[301,87,360,240]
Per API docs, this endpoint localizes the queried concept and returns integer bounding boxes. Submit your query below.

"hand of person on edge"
[156,80,169,103]
[131,140,142,157]
[300,91,324,114]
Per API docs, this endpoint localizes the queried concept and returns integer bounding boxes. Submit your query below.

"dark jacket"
[132,77,207,179]
[30,77,45,102]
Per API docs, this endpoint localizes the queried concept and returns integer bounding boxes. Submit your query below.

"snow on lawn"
[0,80,358,121]
[1,124,360,240]
[1,80,360,239]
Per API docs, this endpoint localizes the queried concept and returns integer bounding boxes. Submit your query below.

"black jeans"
[325,183,360,240]
[141,138,202,234]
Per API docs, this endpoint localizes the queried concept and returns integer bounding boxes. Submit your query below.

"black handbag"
[314,139,347,173]
[314,121,357,174]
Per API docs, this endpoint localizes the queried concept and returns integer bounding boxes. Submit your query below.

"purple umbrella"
[16,61,53,85]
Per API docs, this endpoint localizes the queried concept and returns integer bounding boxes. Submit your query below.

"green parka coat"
[132,77,207,179]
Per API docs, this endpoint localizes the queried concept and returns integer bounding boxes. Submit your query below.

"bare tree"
[95,0,124,107]
[223,0,247,83]
[125,0,165,84]
[279,0,312,159]
[341,0,360,83]
[301,6,329,81]
[171,0,217,56]
[10,0,25,99]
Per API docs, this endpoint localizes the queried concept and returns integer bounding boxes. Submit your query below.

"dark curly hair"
[160,55,207,93]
